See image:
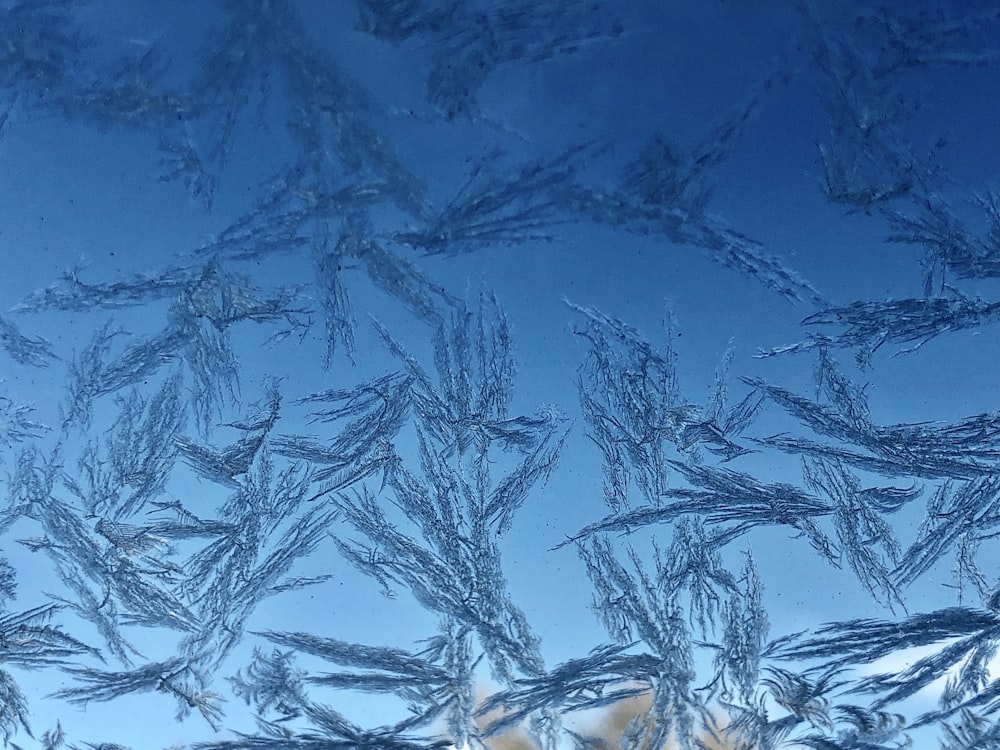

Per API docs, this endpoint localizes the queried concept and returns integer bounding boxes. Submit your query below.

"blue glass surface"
[0,1,998,747]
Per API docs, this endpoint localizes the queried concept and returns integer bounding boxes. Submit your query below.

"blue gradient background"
[0,1,996,746]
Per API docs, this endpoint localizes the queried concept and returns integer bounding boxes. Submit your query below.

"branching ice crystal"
[1,1,1000,748]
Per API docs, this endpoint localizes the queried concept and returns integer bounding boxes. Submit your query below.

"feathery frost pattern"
[0,1,999,748]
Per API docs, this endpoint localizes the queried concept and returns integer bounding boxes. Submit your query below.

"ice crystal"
[0,1,999,748]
